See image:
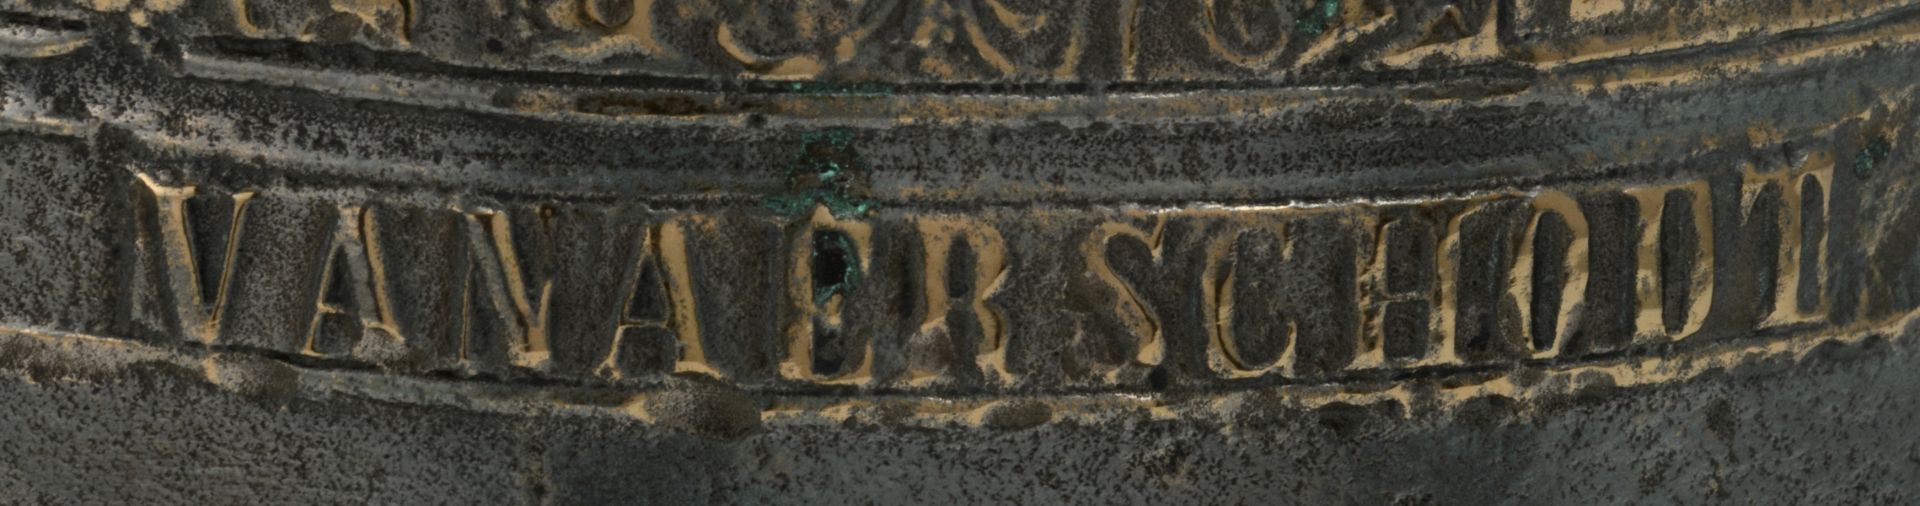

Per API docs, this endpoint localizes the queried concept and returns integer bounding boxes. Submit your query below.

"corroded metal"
[4,0,1920,503]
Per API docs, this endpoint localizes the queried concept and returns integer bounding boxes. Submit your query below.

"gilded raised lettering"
[1202,215,1297,378]
[1744,158,1834,327]
[908,216,1014,385]
[459,209,553,368]
[1628,181,1715,341]
[780,207,876,384]
[301,206,404,357]
[599,219,713,378]
[1080,216,1166,380]
[135,174,253,344]
[1506,191,1591,357]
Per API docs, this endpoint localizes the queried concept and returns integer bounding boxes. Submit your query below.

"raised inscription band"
[108,146,1905,392]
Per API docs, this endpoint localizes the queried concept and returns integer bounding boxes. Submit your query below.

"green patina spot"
[764,128,877,218]
[1295,0,1340,35]
[1855,136,1892,178]
[810,230,861,305]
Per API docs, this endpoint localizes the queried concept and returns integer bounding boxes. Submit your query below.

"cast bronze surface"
[4,0,1920,503]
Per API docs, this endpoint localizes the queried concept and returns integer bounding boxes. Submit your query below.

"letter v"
[137,174,253,344]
